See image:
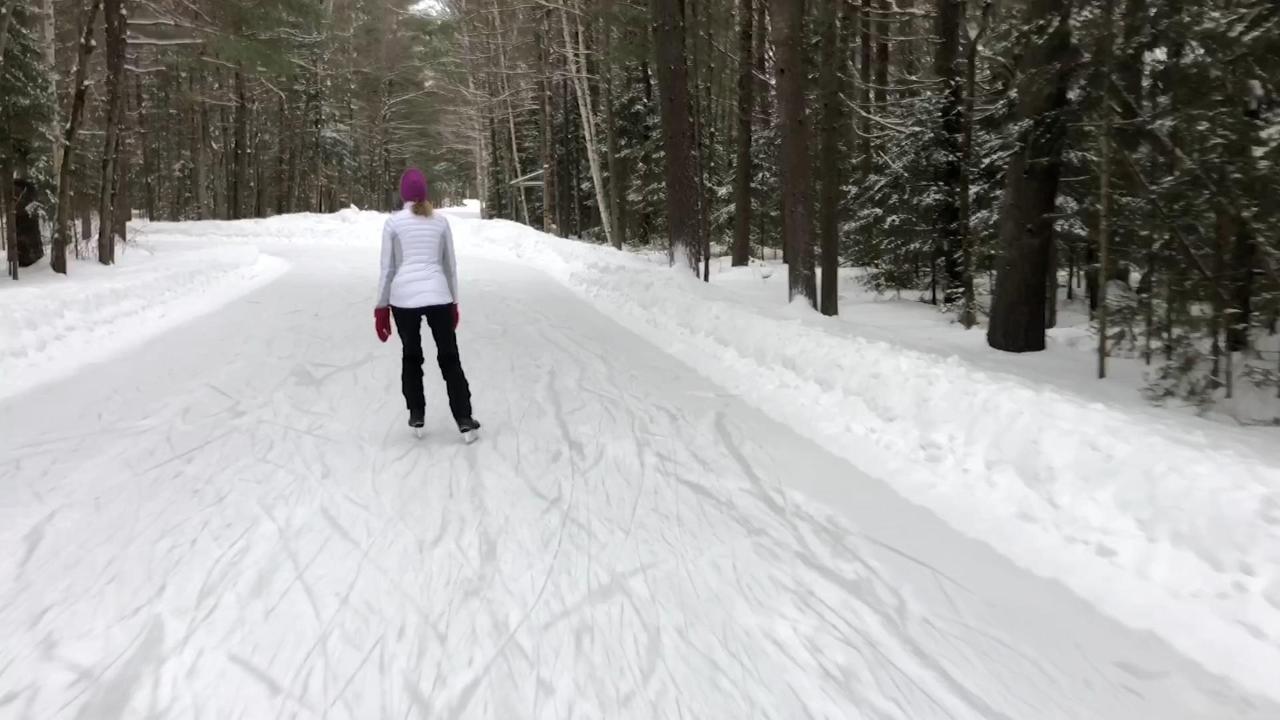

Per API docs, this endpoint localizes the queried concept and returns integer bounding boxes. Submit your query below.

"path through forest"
[0,210,1274,719]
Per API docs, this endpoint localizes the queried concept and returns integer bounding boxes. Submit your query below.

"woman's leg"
[391,306,426,413]
[424,304,473,422]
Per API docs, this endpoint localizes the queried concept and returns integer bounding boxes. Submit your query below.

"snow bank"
[0,243,287,401]
[459,217,1280,702]
[131,208,387,246]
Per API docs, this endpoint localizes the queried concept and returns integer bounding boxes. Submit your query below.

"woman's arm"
[376,218,398,307]
[441,219,459,303]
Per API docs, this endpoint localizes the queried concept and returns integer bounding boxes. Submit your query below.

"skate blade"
[413,427,424,439]
[461,430,478,445]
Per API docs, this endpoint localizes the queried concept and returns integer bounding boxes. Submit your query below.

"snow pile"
[132,209,387,246]
[458,217,1280,701]
[0,243,287,401]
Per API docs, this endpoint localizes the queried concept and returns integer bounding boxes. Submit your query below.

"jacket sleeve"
[441,219,459,303]
[376,218,397,308]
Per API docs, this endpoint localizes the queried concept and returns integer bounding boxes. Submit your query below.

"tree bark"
[817,0,844,316]
[771,0,817,306]
[539,10,558,234]
[936,0,965,306]
[731,0,754,267]
[957,0,992,328]
[40,0,60,191]
[192,67,210,220]
[231,66,249,220]
[137,75,155,220]
[859,0,873,175]
[51,0,102,274]
[650,0,702,272]
[97,0,128,265]
[600,0,624,248]
[987,0,1076,353]
[874,0,890,122]
[3,158,15,280]
[560,0,615,248]
[0,4,14,77]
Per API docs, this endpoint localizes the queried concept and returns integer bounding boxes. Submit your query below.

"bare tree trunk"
[136,75,155,220]
[40,0,60,191]
[600,0,624,248]
[0,3,14,75]
[1097,0,1115,377]
[771,0,817,306]
[987,0,1076,353]
[936,0,964,307]
[97,0,128,265]
[560,0,615,248]
[52,0,102,274]
[817,0,844,316]
[192,68,210,220]
[957,0,992,328]
[231,66,249,220]
[874,0,890,123]
[858,0,873,176]
[650,0,702,272]
[731,0,754,267]
[3,158,14,280]
[113,83,132,243]
[491,0,531,226]
[539,9,558,234]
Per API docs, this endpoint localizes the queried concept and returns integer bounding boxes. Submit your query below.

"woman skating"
[374,168,481,441]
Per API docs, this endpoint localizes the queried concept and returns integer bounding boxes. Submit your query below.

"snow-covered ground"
[1,205,1277,718]
[0,240,286,402]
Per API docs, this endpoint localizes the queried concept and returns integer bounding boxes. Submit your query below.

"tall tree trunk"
[113,83,132,243]
[51,0,102,274]
[3,158,15,280]
[986,0,1076,353]
[601,0,624,248]
[936,0,965,306]
[491,0,530,226]
[192,69,210,220]
[874,0,890,122]
[0,4,14,76]
[40,0,60,191]
[957,0,992,328]
[650,0,702,272]
[136,75,155,220]
[858,0,873,175]
[560,1,615,248]
[231,66,248,220]
[731,0,754,267]
[539,10,558,234]
[97,0,128,265]
[817,0,844,316]
[771,0,817,306]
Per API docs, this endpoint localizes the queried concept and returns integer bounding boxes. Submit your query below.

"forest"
[2,0,1278,410]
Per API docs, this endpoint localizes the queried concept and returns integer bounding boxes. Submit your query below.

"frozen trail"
[0,221,1274,718]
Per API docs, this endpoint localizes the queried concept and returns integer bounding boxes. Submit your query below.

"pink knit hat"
[399,168,428,204]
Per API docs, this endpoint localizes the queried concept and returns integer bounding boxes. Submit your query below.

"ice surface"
[0,207,1275,718]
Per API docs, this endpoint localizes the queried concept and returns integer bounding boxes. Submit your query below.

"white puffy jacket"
[376,205,459,309]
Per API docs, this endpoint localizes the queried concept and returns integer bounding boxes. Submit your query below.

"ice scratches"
[72,618,165,720]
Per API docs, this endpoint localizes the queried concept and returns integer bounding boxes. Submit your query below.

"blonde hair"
[412,200,434,217]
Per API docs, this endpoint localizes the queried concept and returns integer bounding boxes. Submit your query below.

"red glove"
[375,307,392,342]
[453,304,460,330]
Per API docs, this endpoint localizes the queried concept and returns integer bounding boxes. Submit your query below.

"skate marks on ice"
[0,251,1272,718]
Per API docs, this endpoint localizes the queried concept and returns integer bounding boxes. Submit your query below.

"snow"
[460,217,1280,704]
[1,205,1277,718]
[0,240,287,403]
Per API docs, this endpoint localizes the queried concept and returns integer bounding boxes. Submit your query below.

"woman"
[374,168,481,440]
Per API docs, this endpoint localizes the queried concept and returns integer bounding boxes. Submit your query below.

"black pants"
[391,304,472,421]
